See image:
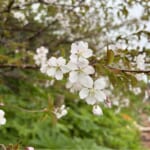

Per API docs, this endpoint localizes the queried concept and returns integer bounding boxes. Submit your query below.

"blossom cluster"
[34,41,108,117]
[34,41,149,118]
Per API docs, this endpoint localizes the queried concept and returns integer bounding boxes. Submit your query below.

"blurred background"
[0,0,150,149]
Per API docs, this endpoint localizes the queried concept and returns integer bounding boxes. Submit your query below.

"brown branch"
[25,20,57,41]
[0,64,39,70]
[107,66,150,74]
[0,63,150,75]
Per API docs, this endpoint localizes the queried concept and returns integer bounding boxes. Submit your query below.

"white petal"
[70,54,78,62]
[94,90,106,102]
[78,41,88,51]
[78,58,89,68]
[47,57,57,66]
[92,105,103,116]
[79,88,89,99]
[80,75,93,88]
[67,61,78,71]
[66,81,72,89]
[37,46,48,54]
[55,70,63,80]
[94,78,107,90]
[83,66,95,74]
[83,49,93,58]
[61,65,70,73]
[0,118,6,125]
[85,96,97,105]
[57,57,66,66]
[71,43,78,54]
[69,71,78,83]
[47,68,56,76]
[0,110,5,116]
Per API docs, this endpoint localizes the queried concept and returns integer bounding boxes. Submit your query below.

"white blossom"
[34,46,48,65]
[46,57,69,80]
[68,59,94,88]
[92,105,103,116]
[132,87,141,95]
[79,78,107,105]
[135,73,148,83]
[54,105,68,119]
[70,41,93,62]
[136,53,146,70]
[0,109,6,125]
[36,46,48,55]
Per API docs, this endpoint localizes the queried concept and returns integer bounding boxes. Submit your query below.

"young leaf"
[107,50,114,65]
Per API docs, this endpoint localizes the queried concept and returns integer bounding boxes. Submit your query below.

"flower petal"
[70,54,78,62]
[47,57,57,66]
[78,41,88,51]
[47,67,56,76]
[67,61,78,71]
[94,90,106,102]
[0,118,6,125]
[79,88,89,99]
[57,57,66,66]
[94,78,107,90]
[55,70,63,80]
[80,75,93,88]
[92,105,103,116]
[78,58,89,68]
[0,110,5,116]
[83,66,95,74]
[83,49,93,58]
[71,43,78,54]
[61,65,70,73]
[69,71,78,83]
[85,96,97,105]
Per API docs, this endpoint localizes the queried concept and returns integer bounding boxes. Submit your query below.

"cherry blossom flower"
[34,54,47,65]
[0,109,6,125]
[68,59,95,88]
[54,105,68,119]
[34,46,48,65]
[92,105,103,116]
[46,57,69,80]
[70,41,93,62]
[79,78,107,105]
[36,46,48,54]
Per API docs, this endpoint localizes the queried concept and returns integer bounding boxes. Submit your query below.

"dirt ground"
[140,113,150,149]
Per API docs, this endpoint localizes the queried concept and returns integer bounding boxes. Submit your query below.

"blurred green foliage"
[0,73,143,149]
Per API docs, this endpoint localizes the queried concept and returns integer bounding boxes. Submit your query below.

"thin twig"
[107,66,150,74]
[0,64,38,70]
[0,63,150,74]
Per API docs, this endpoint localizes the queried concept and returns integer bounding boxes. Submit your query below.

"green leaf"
[106,50,114,65]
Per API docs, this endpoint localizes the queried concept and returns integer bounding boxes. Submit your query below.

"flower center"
[89,88,95,96]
